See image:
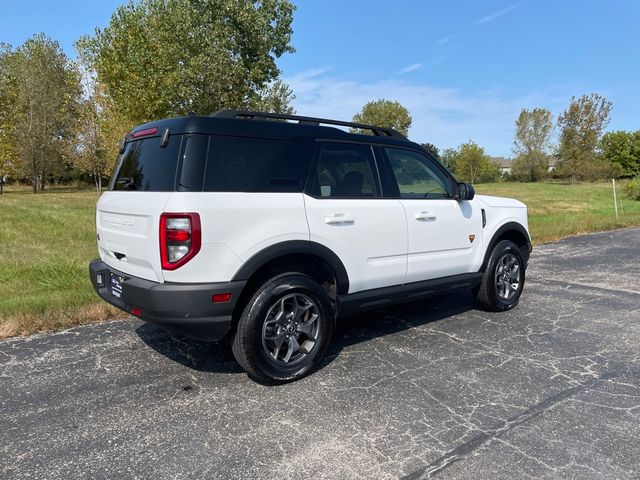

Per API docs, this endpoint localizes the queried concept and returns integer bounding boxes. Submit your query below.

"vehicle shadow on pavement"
[135,323,244,374]
[323,291,478,365]
[135,291,479,376]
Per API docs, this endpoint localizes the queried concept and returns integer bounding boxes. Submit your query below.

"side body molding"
[231,240,350,295]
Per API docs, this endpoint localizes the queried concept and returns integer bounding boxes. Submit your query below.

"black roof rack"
[211,110,406,139]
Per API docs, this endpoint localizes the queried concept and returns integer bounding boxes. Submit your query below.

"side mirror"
[456,182,475,201]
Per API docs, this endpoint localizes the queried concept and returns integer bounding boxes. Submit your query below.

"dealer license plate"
[110,273,126,299]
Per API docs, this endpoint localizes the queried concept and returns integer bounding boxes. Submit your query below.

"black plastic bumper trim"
[89,259,246,341]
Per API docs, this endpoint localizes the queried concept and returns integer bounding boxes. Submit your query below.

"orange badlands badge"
[468,234,476,243]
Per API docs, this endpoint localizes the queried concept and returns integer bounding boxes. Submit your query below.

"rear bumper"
[89,260,245,341]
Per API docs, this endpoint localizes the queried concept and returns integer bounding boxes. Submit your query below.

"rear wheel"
[476,240,525,311]
[232,274,333,384]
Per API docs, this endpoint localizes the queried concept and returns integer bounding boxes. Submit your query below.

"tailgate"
[96,191,172,282]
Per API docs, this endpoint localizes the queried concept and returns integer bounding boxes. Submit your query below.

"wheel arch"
[231,240,349,295]
[227,241,348,337]
[480,222,532,272]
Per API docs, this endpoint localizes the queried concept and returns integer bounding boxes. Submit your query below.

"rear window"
[110,135,182,191]
[203,135,312,192]
[310,142,379,198]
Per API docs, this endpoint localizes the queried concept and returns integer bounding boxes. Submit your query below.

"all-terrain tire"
[232,274,334,384]
[476,240,526,312]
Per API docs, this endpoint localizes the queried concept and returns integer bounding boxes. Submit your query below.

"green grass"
[0,186,122,337]
[1,181,639,338]
[475,181,640,243]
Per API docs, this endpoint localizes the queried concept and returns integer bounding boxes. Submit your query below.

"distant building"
[492,155,558,176]
[491,157,513,175]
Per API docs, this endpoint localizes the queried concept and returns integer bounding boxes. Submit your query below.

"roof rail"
[211,110,406,139]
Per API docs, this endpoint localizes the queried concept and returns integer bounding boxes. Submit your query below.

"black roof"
[126,110,421,150]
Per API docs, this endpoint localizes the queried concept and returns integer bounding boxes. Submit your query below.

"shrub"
[453,141,501,184]
[624,178,640,200]
[511,152,549,182]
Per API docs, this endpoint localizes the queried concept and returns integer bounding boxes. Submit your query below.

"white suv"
[90,110,531,383]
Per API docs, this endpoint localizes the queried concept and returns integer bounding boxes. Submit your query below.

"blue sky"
[1,0,639,156]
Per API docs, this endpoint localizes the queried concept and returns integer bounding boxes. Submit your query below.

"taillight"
[160,213,201,270]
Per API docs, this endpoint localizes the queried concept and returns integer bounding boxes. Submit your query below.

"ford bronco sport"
[90,110,531,383]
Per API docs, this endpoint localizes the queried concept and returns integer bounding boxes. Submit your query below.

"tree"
[440,147,459,172]
[76,0,295,125]
[0,124,17,194]
[556,93,613,183]
[600,130,640,178]
[250,80,296,115]
[421,143,439,159]
[454,141,500,184]
[352,99,412,137]
[511,152,549,182]
[70,53,135,194]
[72,93,109,193]
[0,35,80,192]
[92,94,135,183]
[0,44,17,193]
[511,108,553,181]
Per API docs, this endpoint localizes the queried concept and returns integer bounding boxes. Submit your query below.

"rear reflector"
[212,293,232,303]
[167,230,190,242]
[132,127,158,138]
[131,307,142,316]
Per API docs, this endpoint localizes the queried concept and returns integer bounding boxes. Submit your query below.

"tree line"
[0,0,295,193]
[1,0,638,194]
[351,96,639,185]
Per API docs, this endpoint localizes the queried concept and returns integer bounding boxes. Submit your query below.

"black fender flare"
[480,222,532,272]
[231,240,350,295]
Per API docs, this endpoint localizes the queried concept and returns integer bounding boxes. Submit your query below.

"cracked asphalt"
[2,228,640,479]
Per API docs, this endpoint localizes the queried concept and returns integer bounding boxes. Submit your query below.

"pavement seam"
[402,370,620,479]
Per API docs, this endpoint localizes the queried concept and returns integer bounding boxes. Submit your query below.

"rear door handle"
[325,214,355,226]
[415,211,436,221]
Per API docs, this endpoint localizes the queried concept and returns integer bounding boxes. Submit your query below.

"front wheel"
[232,274,334,384]
[476,240,526,312]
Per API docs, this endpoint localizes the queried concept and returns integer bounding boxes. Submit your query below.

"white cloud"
[291,67,334,80]
[426,50,455,69]
[285,69,565,156]
[435,35,454,46]
[397,63,423,75]
[476,2,522,25]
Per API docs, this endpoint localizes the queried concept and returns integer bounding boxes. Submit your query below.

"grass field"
[0,187,122,338]
[475,182,640,242]
[1,181,639,339]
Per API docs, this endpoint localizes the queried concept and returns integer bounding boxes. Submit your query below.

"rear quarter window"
[203,135,312,192]
[110,135,182,191]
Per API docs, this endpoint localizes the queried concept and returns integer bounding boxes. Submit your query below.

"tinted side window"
[111,135,181,191]
[385,148,451,199]
[311,143,379,198]
[203,136,311,192]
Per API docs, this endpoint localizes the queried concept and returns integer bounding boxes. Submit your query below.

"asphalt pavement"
[2,228,640,479]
